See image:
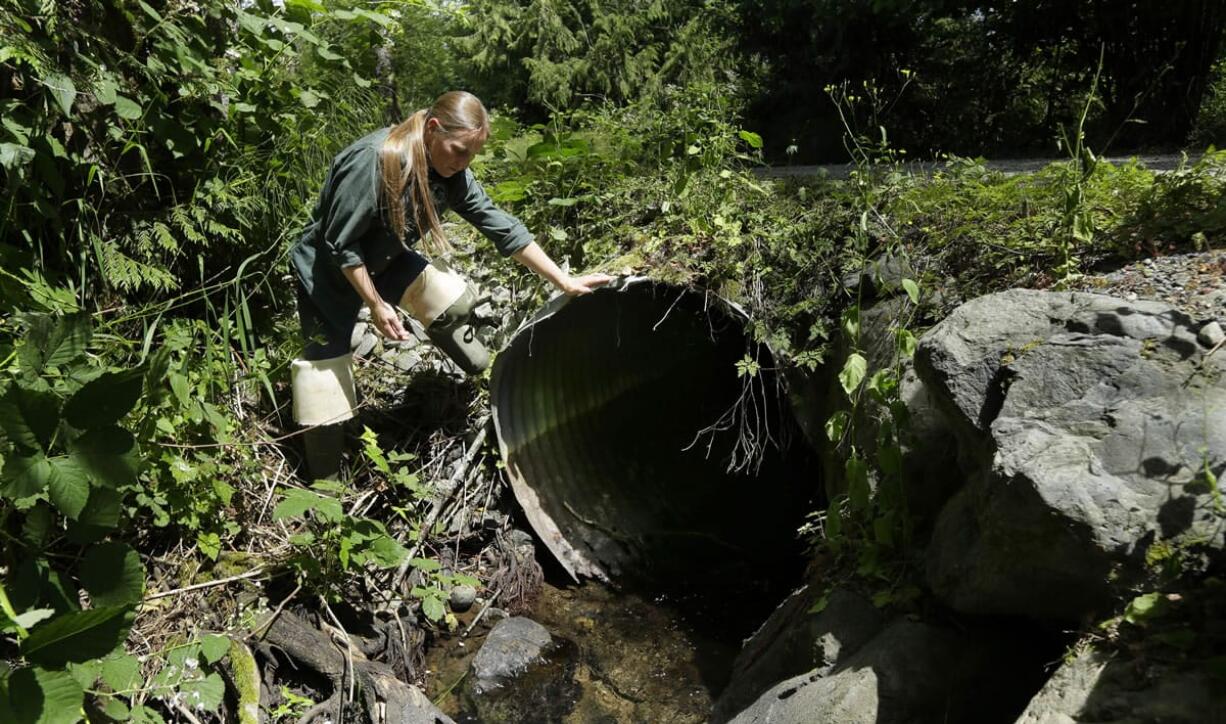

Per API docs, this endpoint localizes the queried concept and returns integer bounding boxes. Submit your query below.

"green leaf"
[361,534,408,568]
[21,313,91,372]
[273,488,341,523]
[68,426,139,488]
[298,90,321,108]
[838,353,867,397]
[21,607,134,667]
[79,543,144,607]
[896,329,917,359]
[113,95,141,120]
[200,634,230,665]
[74,487,123,530]
[136,1,163,21]
[102,699,130,720]
[2,454,52,499]
[93,74,118,105]
[840,305,860,339]
[129,705,166,724]
[421,596,445,622]
[824,410,849,442]
[0,386,60,453]
[846,455,871,512]
[901,278,919,304]
[196,532,221,561]
[47,458,90,519]
[2,666,83,724]
[43,73,76,117]
[1123,592,1167,625]
[100,653,141,692]
[0,143,36,170]
[547,197,577,207]
[181,672,225,712]
[807,593,829,614]
[67,659,99,689]
[64,371,142,430]
[410,557,441,572]
[825,498,843,540]
[738,130,764,149]
[21,504,52,546]
[316,45,342,61]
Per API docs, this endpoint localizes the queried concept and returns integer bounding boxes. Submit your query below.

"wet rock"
[449,584,477,613]
[917,290,1226,619]
[714,587,883,722]
[725,619,1015,724]
[1199,320,1224,348]
[379,680,457,724]
[1017,648,1222,723]
[354,330,379,358]
[470,616,552,695]
[391,349,421,372]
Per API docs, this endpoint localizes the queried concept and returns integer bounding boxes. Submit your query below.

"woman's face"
[426,120,486,178]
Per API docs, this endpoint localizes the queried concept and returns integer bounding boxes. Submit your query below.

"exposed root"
[489,530,544,615]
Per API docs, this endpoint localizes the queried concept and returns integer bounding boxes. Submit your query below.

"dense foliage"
[0,0,1224,720]
[739,0,1226,160]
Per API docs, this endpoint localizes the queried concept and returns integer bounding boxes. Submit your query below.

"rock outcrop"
[917,290,1225,619]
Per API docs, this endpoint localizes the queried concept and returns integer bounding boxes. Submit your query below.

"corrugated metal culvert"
[491,278,813,584]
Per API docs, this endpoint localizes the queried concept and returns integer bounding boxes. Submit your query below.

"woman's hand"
[370,300,412,341]
[562,273,616,296]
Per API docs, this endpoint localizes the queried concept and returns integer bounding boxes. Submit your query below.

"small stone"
[1198,321,1225,348]
[492,287,512,305]
[472,301,497,321]
[393,350,421,371]
[354,332,378,358]
[385,335,420,351]
[350,322,370,349]
[1125,292,1138,302]
[450,584,478,612]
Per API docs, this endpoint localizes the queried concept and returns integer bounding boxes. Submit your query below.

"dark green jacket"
[290,127,532,306]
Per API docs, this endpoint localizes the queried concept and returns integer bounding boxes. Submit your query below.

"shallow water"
[425,580,757,723]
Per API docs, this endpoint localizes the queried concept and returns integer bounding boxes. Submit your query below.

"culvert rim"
[489,276,791,583]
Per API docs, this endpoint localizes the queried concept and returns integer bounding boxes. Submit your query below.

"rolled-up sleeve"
[323,147,379,269]
[448,170,533,257]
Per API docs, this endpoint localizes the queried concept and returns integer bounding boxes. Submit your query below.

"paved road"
[756,153,1197,180]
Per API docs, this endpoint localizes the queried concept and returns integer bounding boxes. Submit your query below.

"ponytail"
[380,91,490,256]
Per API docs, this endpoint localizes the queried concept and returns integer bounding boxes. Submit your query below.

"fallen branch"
[143,567,267,601]
[386,417,489,600]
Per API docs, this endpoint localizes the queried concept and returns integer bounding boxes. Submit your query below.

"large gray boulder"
[725,619,1013,724]
[1016,648,1223,723]
[470,616,552,695]
[712,587,884,722]
[917,290,1226,619]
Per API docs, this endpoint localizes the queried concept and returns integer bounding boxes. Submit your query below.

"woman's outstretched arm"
[512,242,614,296]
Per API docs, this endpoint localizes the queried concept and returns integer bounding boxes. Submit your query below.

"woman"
[290,90,611,479]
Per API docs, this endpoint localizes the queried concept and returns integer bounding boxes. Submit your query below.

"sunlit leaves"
[42,73,76,117]
[838,352,867,396]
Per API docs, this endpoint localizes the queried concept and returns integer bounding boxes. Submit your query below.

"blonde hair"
[380,91,490,256]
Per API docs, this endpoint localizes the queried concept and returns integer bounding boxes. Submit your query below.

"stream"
[424,574,793,723]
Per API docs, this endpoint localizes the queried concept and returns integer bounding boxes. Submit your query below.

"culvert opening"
[491,279,816,625]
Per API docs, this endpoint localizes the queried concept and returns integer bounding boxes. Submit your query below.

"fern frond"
[100,238,179,292]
